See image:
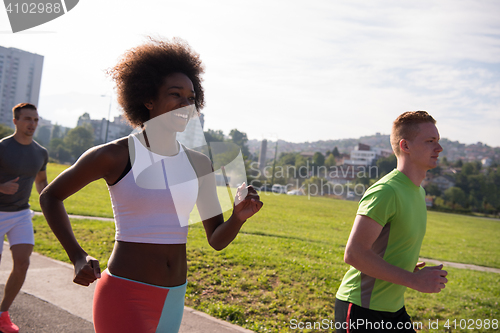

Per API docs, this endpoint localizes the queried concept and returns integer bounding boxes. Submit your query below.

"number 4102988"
[5,2,62,14]
[444,319,498,330]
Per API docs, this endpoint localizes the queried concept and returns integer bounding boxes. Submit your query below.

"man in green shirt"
[335,111,448,332]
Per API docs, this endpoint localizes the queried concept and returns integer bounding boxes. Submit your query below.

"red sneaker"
[0,312,19,333]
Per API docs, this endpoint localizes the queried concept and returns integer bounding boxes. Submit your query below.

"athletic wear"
[0,136,48,212]
[0,311,19,333]
[93,270,187,333]
[336,169,427,312]
[0,209,35,253]
[107,135,198,244]
[335,299,415,333]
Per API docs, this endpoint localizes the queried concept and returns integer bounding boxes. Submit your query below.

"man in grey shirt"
[0,103,48,333]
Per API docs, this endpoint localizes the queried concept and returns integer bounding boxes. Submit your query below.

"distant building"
[33,116,53,146]
[258,139,267,171]
[429,175,455,192]
[482,157,493,167]
[299,151,315,159]
[344,143,393,166]
[77,113,133,143]
[0,46,43,127]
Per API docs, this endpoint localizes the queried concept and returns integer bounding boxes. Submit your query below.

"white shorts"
[0,209,35,254]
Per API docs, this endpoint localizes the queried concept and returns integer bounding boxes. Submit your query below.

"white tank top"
[107,135,198,244]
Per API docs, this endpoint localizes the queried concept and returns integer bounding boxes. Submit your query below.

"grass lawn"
[29,164,500,332]
[29,163,113,218]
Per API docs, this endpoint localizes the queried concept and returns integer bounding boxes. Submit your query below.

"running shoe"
[0,311,19,333]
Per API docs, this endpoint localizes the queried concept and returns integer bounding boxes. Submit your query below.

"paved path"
[0,243,254,332]
[33,211,114,222]
[419,257,500,274]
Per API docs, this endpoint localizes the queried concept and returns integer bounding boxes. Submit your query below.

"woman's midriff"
[106,240,187,287]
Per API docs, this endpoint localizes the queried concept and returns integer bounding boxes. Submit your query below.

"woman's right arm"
[39,143,122,286]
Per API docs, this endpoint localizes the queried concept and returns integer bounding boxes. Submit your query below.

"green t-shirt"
[336,169,427,312]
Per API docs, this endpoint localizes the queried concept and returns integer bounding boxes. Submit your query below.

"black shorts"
[335,298,416,333]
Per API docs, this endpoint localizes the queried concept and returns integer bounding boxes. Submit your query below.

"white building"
[0,46,43,127]
[344,143,393,166]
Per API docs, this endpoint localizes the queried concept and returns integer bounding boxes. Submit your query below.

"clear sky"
[1,0,499,146]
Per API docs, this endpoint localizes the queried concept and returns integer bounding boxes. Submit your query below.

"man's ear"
[12,118,17,126]
[399,139,410,154]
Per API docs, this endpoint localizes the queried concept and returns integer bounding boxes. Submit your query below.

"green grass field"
[29,163,500,332]
[29,163,113,217]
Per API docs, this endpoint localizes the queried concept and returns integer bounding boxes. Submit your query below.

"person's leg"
[155,280,187,332]
[335,299,414,332]
[1,210,35,312]
[334,298,351,333]
[93,269,175,333]
[387,306,416,333]
[0,244,33,311]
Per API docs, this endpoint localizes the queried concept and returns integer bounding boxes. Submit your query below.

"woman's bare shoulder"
[183,147,213,177]
[75,137,130,172]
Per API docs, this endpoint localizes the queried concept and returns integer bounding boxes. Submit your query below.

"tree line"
[1,123,252,167]
[425,160,500,215]
[376,154,500,215]
[1,123,102,164]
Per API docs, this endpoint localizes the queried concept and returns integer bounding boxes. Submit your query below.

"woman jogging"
[40,37,263,333]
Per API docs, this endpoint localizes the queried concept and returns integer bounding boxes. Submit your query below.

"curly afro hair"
[107,37,205,127]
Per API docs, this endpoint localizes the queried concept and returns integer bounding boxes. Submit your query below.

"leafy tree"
[51,124,63,139]
[424,183,441,197]
[35,126,51,146]
[376,154,397,178]
[55,145,73,164]
[229,129,249,158]
[278,152,296,166]
[429,165,441,176]
[204,129,224,143]
[0,124,14,139]
[64,126,94,160]
[332,146,340,158]
[454,172,469,194]
[295,155,309,178]
[312,152,325,167]
[444,187,467,208]
[303,176,329,195]
[48,137,72,163]
[462,162,474,175]
[325,153,336,168]
[49,137,64,154]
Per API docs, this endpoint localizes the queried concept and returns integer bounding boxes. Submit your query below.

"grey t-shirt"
[0,136,48,212]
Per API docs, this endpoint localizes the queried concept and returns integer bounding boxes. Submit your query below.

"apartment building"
[0,46,43,127]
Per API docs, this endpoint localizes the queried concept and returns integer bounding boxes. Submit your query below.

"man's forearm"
[345,247,416,288]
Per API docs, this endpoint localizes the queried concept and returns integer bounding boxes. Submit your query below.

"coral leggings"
[93,269,187,333]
